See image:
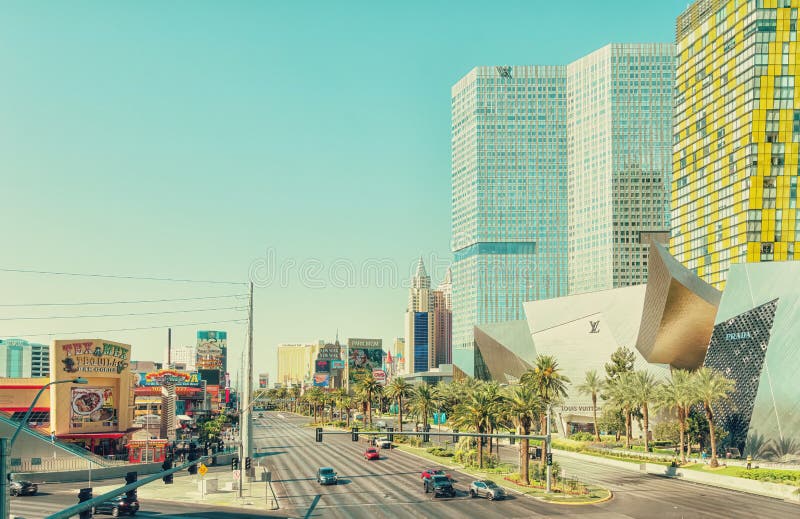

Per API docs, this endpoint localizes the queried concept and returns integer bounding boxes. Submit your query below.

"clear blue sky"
[0,1,687,382]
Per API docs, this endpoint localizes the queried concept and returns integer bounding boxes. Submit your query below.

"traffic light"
[245,457,251,470]
[315,427,323,442]
[387,427,394,442]
[546,452,553,466]
[351,427,359,442]
[78,487,92,519]
[452,429,459,444]
[509,432,515,445]
[232,456,239,471]
[162,457,174,485]
[187,450,198,475]
[124,471,138,501]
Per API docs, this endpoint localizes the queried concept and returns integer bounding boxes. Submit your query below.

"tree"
[657,369,697,463]
[503,385,541,484]
[521,355,570,470]
[629,370,661,452]
[693,367,735,467]
[605,347,636,381]
[480,381,505,454]
[385,378,413,432]
[409,383,440,432]
[452,389,493,468]
[332,388,348,423]
[576,370,603,442]
[355,373,383,426]
[605,372,636,448]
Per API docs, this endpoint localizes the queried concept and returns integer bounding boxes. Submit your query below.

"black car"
[9,480,37,496]
[317,467,338,485]
[93,495,139,516]
[424,475,456,498]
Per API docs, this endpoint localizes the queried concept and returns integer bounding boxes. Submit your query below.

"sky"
[0,0,688,383]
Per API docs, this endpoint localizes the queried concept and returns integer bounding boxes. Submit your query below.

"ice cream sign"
[60,340,130,375]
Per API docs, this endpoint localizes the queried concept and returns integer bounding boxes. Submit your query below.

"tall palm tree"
[693,367,735,468]
[385,378,413,432]
[658,369,696,463]
[289,387,300,413]
[480,381,505,454]
[453,389,493,468]
[355,373,383,426]
[409,383,440,432]
[521,355,570,469]
[332,388,348,423]
[629,370,661,452]
[576,370,603,442]
[605,372,636,448]
[504,385,541,484]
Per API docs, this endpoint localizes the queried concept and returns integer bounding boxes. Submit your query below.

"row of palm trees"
[577,366,735,467]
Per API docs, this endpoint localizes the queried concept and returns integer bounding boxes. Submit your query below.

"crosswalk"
[9,495,229,519]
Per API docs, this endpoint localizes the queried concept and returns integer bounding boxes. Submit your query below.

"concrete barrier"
[555,449,800,502]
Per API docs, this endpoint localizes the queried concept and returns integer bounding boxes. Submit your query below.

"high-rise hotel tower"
[672,0,800,287]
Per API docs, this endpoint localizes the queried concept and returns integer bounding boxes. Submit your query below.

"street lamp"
[2,377,88,519]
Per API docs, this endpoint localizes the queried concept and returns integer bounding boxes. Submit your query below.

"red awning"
[58,433,126,440]
[0,407,49,413]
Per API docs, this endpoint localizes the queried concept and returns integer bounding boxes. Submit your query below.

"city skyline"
[1,1,687,379]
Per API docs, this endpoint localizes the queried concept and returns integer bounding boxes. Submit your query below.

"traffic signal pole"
[546,406,552,494]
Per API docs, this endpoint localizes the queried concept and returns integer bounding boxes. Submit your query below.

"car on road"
[421,468,452,481]
[93,495,140,516]
[375,420,386,429]
[9,480,37,497]
[424,475,456,497]
[317,467,338,485]
[364,447,380,460]
[469,480,506,501]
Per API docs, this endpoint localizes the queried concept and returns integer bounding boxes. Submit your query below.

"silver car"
[469,480,506,500]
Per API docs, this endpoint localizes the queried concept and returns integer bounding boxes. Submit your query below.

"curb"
[394,445,611,506]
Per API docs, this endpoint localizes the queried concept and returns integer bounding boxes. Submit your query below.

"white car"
[374,437,392,449]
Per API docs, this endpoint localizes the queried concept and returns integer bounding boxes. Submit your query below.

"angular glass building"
[451,65,568,376]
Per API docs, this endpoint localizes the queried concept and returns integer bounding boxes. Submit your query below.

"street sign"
[198,463,208,476]
[232,469,241,481]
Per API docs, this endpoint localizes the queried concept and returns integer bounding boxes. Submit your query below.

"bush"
[569,432,595,442]
[426,447,454,457]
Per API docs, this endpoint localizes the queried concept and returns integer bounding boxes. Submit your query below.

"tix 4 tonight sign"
[59,340,130,376]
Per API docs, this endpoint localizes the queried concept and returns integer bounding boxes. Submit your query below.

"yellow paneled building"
[672,0,800,288]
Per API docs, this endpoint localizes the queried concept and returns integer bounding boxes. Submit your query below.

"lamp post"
[2,377,88,519]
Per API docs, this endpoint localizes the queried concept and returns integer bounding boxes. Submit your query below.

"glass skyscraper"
[451,66,568,376]
[568,44,675,294]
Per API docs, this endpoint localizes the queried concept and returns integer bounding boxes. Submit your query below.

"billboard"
[134,370,202,388]
[348,341,383,383]
[198,369,220,385]
[315,360,330,373]
[196,330,227,371]
[316,344,341,361]
[259,373,269,388]
[313,373,330,387]
[70,387,118,428]
[372,369,387,385]
[330,359,345,370]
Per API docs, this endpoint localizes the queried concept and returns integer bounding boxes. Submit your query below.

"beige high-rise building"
[277,343,316,386]
[433,268,453,367]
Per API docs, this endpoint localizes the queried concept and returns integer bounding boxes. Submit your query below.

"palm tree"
[355,373,383,426]
[576,370,603,442]
[521,355,570,469]
[658,369,696,463]
[409,383,440,433]
[480,381,505,454]
[605,372,636,448]
[504,385,541,484]
[693,367,735,467]
[629,370,661,452]
[289,387,300,413]
[453,389,493,468]
[332,388,348,423]
[385,378,413,432]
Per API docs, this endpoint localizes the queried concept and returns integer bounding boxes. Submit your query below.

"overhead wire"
[6,318,249,338]
[0,267,245,285]
[0,305,247,321]
[0,293,248,307]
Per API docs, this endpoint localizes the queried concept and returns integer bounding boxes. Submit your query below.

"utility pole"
[240,281,254,497]
[1,438,9,519]
[545,406,552,493]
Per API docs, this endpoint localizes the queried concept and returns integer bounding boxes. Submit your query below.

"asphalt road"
[259,412,799,519]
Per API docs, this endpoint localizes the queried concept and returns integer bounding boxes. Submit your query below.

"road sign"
[232,469,241,481]
[198,463,208,476]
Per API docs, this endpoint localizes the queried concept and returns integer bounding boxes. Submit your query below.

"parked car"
[469,480,506,501]
[9,480,37,497]
[421,468,452,481]
[93,495,140,516]
[424,475,456,497]
[364,447,380,460]
[317,467,338,485]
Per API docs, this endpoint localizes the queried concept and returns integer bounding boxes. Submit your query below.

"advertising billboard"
[134,370,202,388]
[196,330,227,371]
[70,387,118,428]
[330,359,345,370]
[315,360,330,373]
[313,373,330,387]
[372,369,387,385]
[316,344,341,361]
[348,343,383,383]
[259,373,269,388]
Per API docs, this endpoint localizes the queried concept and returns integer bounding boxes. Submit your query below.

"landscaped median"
[392,442,612,505]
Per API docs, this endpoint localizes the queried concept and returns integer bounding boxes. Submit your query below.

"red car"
[365,447,380,460]
[421,468,452,480]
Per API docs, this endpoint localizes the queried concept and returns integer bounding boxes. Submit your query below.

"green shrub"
[426,447,454,457]
[569,432,595,442]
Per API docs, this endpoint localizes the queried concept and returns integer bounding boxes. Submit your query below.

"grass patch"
[681,464,800,487]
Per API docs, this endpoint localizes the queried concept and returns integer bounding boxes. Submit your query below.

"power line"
[0,305,247,321]
[6,318,249,338]
[0,267,245,285]
[0,293,249,308]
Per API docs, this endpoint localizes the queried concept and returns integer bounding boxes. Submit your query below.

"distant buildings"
[404,259,452,374]
[433,268,452,367]
[0,338,49,378]
[170,346,196,371]
[277,343,316,387]
[671,0,800,287]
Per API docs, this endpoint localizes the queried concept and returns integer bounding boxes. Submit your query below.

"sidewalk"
[93,469,284,513]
